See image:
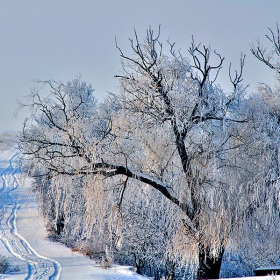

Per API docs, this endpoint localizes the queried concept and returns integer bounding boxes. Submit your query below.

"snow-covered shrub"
[220,252,254,278]
[0,255,10,274]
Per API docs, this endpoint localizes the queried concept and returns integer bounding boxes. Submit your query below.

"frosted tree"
[107,28,249,279]
[18,28,280,279]
[236,23,280,266]
[18,78,99,237]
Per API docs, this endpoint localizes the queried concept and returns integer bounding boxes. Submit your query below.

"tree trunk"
[166,260,176,280]
[197,243,225,280]
[133,253,145,275]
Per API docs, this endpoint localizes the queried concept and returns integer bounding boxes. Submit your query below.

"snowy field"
[0,147,279,280]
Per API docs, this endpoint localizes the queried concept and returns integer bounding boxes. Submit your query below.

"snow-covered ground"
[0,148,149,279]
[222,278,280,280]
[0,148,279,280]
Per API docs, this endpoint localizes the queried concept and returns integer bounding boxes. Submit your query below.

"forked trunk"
[197,243,225,279]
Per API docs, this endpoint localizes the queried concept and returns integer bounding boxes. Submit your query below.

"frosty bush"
[0,255,10,274]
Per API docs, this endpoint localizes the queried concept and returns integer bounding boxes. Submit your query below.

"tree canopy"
[18,26,280,279]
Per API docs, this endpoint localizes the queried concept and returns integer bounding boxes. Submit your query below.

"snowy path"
[0,152,61,280]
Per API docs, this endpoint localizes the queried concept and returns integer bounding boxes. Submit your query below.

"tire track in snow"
[0,152,61,280]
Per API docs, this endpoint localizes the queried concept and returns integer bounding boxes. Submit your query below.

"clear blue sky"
[0,0,279,133]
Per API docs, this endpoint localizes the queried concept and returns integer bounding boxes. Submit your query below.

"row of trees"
[18,25,280,279]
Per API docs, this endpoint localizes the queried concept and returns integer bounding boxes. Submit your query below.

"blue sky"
[0,0,279,133]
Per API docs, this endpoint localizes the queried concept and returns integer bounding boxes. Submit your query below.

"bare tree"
[18,28,280,279]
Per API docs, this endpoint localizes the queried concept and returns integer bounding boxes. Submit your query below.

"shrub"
[0,255,10,274]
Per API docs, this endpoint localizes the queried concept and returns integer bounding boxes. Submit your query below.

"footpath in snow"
[0,148,149,280]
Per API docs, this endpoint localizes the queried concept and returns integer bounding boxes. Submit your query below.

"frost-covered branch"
[251,23,280,73]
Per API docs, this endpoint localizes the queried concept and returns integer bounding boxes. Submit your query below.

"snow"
[221,278,280,280]
[0,148,150,280]
[255,266,280,271]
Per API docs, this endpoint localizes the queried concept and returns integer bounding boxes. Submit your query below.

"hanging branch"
[251,23,280,73]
